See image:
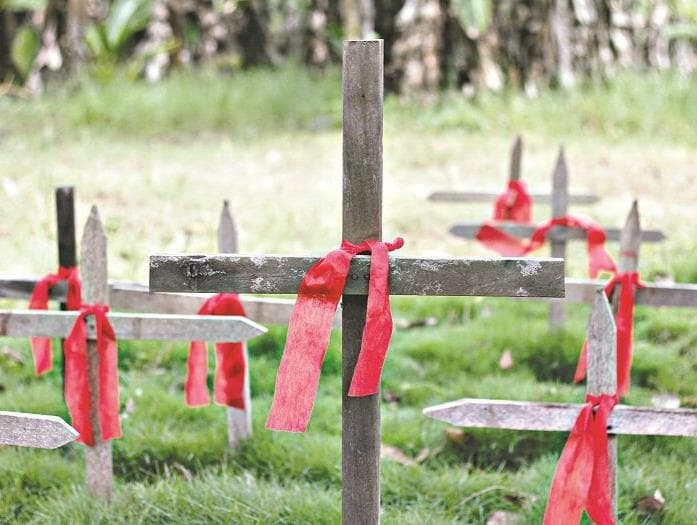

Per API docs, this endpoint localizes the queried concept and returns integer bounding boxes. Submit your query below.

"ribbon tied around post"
[477,215,617,279]
[186,293,248,408]
[574,272,643,396]
[28,265,82,374]
[543,393,618,525]
[64,304,121,446]
[266,237,404,432]
[493,179,532,223]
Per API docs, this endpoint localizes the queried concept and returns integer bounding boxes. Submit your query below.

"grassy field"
[0,67,696,523]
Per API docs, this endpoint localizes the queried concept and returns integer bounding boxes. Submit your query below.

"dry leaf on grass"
[499,350,514,370]
[444,427,467,446]
[486,510,521,525]
[636,489,665,515]
[380,444,416,466]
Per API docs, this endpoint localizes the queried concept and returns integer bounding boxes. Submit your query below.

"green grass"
[1,66,697,523]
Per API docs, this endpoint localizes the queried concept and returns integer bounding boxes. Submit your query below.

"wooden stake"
[549,148,569,329]
[509,135,523,181]
[55,186,77,384]
[586,289,618,519]
[80,206,113,499]
[342,39,382,525]
[218,201,252,448]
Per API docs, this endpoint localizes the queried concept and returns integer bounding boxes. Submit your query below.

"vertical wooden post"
[56,187,77,383]
[218,201,252,448]
[342,39,383,525]
[80,206,113,499]
[586,289,618,519]
[549,148,569,329]
[509,135,523,181]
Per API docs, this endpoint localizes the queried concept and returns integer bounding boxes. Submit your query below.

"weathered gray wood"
[586,290,618,518]
[81,206,112,499]
[55,187,77,382]
[149,255,565,298]
[428,191,599,205]
[0,310,265,340]
[509,135,523,181]
[422,399,697,437]
[549,148,569,329]
[617,201,641,275]
[218,200,252,448]
[0,411,78,448]
[449,223,665,242]
[564,278,697,308]
[342,39,382,525]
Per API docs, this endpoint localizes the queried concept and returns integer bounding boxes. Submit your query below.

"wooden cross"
[0,206,266,499]
[424,291,697,519]
[428,136,600,205]
[0,411,77,449]
[149,39,565,524]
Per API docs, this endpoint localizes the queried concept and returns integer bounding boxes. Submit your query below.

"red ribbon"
[493,179,532,223]
[64,304,121,446]
[574,272,643,396]
[543,393,618,525]
[477,215,616,278]
[266,237,404,432]
[28,266,82,375]
[186,293,248,408]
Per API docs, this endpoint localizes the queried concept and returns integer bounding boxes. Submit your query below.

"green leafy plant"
[11,25,40,80]
[451,0,493,37]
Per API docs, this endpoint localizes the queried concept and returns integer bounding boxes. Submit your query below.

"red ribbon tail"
[96,315,121,442]
[186,341,210,406]
[28,279,53,375]
[615,276,637,396]
[585,398,616,525]
[266,250,353,432]
[476,224,530,256]
[64,313,93,445]
[349,241,393,397]
[214,342,246,409]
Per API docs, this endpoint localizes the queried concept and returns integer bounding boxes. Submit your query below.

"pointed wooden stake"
[81,206,113,499]
[509,135,523,181]
[549,147,570,329]
[618,200,641,274]
[218,200,252,448]
[586,289,618,519]
[0,411,78,449]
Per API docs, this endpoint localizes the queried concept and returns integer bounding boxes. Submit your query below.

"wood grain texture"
[422,399,697,437]
[148,255,565,298]
[218,200,239,254]
[509,135,523,181]
[0,411,78,448]
[81,206,113,500]
[449,223,665,242]
[549,147,569,329]
[342,39,382,525]
[427,191,599,204]
[618,201,641,274]
[0,310,266,340]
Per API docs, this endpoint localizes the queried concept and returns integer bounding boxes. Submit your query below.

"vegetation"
[0,68,696,522]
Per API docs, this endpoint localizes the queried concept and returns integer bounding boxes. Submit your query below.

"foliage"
[450,0,493,36]
[10,25,40,80]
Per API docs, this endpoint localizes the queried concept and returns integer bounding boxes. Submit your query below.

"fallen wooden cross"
[0,206,266,499]
[149,39,565,524]
[428,136,600,205]
[0,411,78,449]
[424,291,697,519]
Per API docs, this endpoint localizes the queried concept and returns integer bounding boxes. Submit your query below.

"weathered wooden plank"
[509,135,523,181]
[449,223,665,242]
[0,411,78,448]
[564,279,697,307]
[0,310,266,341]
[342,39,382,525]
[549,148,569,329]
[0,278,66,300]
[422,399,697,437]
[81,206,112,499]
[149,255,565,298]
[428,191,599,205]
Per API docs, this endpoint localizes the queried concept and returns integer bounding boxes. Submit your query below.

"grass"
[1,66,697,523]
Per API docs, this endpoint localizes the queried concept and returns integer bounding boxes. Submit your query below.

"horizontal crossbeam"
[428,191,599,205]
[423,398,697,437]
[0,411,78,448]
[0,310,266,341]
[149,255,565,297]
[564,278,697,308]
[449,223,665,242]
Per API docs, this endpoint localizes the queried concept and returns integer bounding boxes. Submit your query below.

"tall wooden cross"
[0,411,77,449]
[0,206,266,498]
[149,39,565,523]
[428,136,600,205]
[423,291,697,519]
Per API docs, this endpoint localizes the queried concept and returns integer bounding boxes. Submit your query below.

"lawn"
[0,66,696,523]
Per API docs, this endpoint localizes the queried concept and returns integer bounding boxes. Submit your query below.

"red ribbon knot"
[493,179,532,223]
[28,265,82,374]
[574,272,643,396]
[64,303,121,446]
[266,237,404,432]
[543,393,618,525]
[186,292,248,408]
